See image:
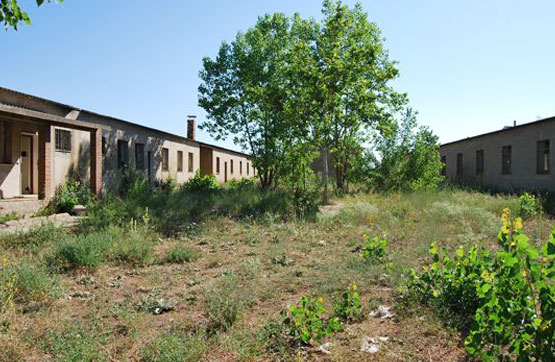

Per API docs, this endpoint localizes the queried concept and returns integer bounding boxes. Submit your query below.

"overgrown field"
[0,187,553,361]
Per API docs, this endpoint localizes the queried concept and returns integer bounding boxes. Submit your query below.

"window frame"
[135,143,145,170]
[162,148,169,172]
[476,150,484,175]
[216,157,220,174]
[177,150,184,172]
[502,145,512,175]
[117,139,129,169]
[188,152,194,172]
[456,153,463,177]
[537,140,550,175]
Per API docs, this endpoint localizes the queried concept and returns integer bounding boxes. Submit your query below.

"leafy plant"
[518,192,541,218]
[182,172,219,193]
[333,283,362,322]
[359,234,388,263]
[281,295,341,345]
[0,212,20,225]
[53,179,94,214]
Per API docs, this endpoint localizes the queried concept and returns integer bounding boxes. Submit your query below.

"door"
[224,162,228,183]
[20,134,33,194]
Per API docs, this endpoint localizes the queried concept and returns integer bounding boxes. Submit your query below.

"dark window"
[55,129,72,152]
[537,140,550,174]
[476,150,484,175]
[216,157,220,174]
[102,137,107,156]
[177,151,183,172]
[440,155,447,176]
[135,143,145,169]
[239,161,243,175]
[0,121,11,163]
[188,152,194,172]
[502,145,512,175]
[162,148,169,171]
[230,160,234,174]
[247,162,250,176]
[117,140,128,169]
[456,153,463,176]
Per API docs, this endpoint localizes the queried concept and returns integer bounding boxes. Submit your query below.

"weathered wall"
[440,119,555,192]
[210,147,254,183]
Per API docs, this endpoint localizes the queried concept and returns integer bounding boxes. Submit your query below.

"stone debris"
[360,336,389,354]
[71,205,87,216]
[369,305,394,319]
[318,342,333,355]
[70,291,92,299]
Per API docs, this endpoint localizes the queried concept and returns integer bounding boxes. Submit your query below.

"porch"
[0,103,103,202]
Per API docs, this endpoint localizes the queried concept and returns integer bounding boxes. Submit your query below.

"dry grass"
[0,189,551,361]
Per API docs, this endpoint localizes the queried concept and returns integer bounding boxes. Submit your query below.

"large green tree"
[1,0,62,30]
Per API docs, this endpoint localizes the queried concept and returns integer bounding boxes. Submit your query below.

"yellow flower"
[1,257,6,268]
[514,218,523,231]
[501,225,510,234]
[521,270,528,278]
[351,283,357,291]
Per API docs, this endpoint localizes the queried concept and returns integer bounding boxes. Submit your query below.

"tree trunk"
[321,147,329,205]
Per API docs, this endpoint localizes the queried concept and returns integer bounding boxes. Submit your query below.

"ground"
[0,190,551,361]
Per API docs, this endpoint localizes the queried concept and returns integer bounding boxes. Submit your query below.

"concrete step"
[0,197,47,217]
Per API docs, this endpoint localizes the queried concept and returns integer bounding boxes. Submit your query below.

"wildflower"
[514,217,523,231]
[1,257,6,268]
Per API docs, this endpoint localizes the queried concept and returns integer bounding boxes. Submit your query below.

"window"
[476,150,484,175]
[230,160,234,174]
[0,121,11,163]
[456,153,463,176]
[117,140,128,169]
[188,152,194,172]
[502,145,512,175]
[239,161,243,175]
[177,151,183,172]
[102,137,107,156]
[55,129,72,152]
[162,148,169,171]
[440,155,447,176]
[537,140,550,174]
[247,162,250,176]
[216,157,220,174]
[135,143,145,169]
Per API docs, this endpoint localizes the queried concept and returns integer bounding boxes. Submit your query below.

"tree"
[366,108,444,192]
[1,0,62,30]
[289,0,407,194]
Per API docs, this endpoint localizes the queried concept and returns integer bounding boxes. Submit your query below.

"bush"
[518,192,542,218]
[53,180,94,213]
[407,209,555,360]
[14,262,59,305]
[165,245,201,264]
[359,234,388,263]
[109,231,154,266]
[50,232,113,271]
[182,172,219,193]
[141,332,206,362]
[229,178,256,191]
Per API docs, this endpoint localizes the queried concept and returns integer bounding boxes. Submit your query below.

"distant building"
[439,117,555,192]
[0,87,255,203]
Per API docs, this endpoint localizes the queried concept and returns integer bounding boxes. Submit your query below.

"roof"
[0,86,251,158]
[440,115,555,148]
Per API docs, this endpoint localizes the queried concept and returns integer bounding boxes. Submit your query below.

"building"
[0,87,255,205]
[439,117,555,192]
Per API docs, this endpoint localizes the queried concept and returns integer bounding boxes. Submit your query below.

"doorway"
[20,134,33,194]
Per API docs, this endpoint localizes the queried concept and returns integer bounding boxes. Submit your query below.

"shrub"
[50,232,113,271]
[518,192,541,218]
[141,332,206,362]
[229,178,256,191]
[407,210,555,360]
[109,231,154,266]
[182,172,219,193]
[165,245,201,264]
[333,283,362,322]
[281,295,341,345]
[14,262,59,304]
[53,180,94,213]
[359,234,388,263]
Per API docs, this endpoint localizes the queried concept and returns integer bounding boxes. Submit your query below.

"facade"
[0,87,255,201]
[439,117,555,192]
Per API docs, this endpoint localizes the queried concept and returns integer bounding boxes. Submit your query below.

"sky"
[1,0,554,151]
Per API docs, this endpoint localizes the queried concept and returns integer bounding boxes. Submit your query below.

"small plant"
[53,179,94,214]
[205,276,244,335]
[166,245,201,264]
[0,257,17,313]
[272,253,295,267]
[182,171,219,193]
[359,234,388,263]
[50,232,113,271]
[333,283,362,322]
[518,192,541,218]
[0,212,20,225]
[281,295,341,345]
[109,232,154,266]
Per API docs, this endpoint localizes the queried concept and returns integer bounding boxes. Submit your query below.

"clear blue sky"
[1,0,554,151]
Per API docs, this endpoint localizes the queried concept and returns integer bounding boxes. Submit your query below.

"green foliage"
[366,109,444,192]
[182,172,219,193]
[53,179,94,214]
[228,177,256,191]
[359,234,388,263]
[518,192,542,218]
[109,230,154,266]
[165,245,201,264]
[0,258,17,313]
[13,262,59,305]
[333,283,362,322]
[40,322,108,362]
[407,210,555,360]
[50,232,113,271]
[281,295,341,345]
[205,276,245,335]
[0,222,60,250]
[141,331,207,362]
[0,212,20,225]
[1,0,63,30]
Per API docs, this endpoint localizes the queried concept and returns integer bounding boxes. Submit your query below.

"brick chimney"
[187,115,196,141]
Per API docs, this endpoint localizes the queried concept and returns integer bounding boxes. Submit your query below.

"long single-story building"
[0,87,255,206]
[439,116,555,192]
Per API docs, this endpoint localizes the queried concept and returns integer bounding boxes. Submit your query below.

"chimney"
[187,115,196,141]
[514,120,517,127]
